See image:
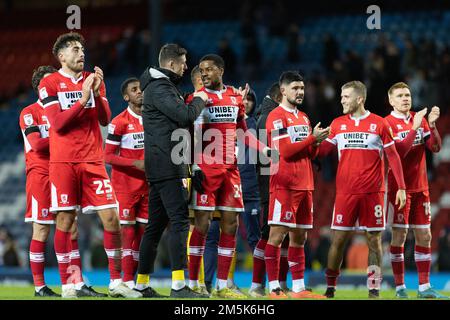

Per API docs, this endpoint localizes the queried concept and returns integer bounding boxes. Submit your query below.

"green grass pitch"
[0,286,449,300]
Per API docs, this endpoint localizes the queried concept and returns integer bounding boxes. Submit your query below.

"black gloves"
[191,168,205,194]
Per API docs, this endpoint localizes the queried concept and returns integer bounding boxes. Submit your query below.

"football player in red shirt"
[318,81,406,298]
[187,54,269,298]
[264,71,329,299]
[384,82,446,299]
[105,78,147,290]
[38,32,140,298]
[20,65,81,297]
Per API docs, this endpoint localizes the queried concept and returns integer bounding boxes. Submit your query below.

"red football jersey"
[19,100,49,174]
[105,107,147,194]
[385,111,430,192]
[193,86,245,168]
[266,105,315,191]
[326,111,395,194]
[38,69,107,162]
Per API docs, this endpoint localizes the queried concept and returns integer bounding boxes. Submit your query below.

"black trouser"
[138,178,190,274]
[258,173,271,240]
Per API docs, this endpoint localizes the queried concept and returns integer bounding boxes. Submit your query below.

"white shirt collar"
[390,110,411,121]
[204,85,227,95]
[58,69,83,84]
[280,103,298,115]
[37,100,43,107]
[350,110,371,121]
[127,106,142,120]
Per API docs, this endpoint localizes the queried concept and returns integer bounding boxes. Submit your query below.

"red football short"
[116,192,149,224]
[268,190,313,229]
[25,170,54,224]
[49,161,117,213]
[189,166,244,212]
[332,192,385,231]
[387,190,431,229]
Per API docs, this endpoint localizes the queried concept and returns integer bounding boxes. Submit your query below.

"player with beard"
[264,71,329,299]
[188,54,271,298]
[318,81,406,299]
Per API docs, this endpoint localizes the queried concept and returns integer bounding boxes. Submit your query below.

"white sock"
[109,279,122,290]
[189,280,199,289]
[35,285,45,292]
[227,278,235,288]
[419,283,431,292]
[250,282,262,291]
[124,280,135,290]
[396,284,406,291]
[74,281,85,290]
[216,279,228,290]
[292,279,305,293]
[62,283,74,291]
[269,280,280,292]
[172,280,185,291]
[135,283,148,291]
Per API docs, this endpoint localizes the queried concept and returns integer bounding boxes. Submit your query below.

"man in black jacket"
[135,43,209,298]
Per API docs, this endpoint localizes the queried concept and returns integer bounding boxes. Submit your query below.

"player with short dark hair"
[105,78,148,290]
[385,82,446,299]
[264,71,329,299]
[188,53,270,298]
[39,32,140,298]
[318,81,407,299]
[21,65,100,297]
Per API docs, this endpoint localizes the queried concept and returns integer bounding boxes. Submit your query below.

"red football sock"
[265,243,281,283]
[279,238,289,283]
[326,268,340,288]
[415,245,431,285]
[121,226,136,282]
[288,246,305,281]
[104,230,122,280]
[252,238,267,284]
[29,239,46,287]
[69,238,83,284]
[188,227,206,281]
[54,229,71,285]
[390,246,405,286]
[217,232,236,281]
[132,225,145,276]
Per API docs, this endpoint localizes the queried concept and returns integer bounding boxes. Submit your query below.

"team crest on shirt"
[207,98,213,104]
[41,209,49,218]
[369,123,377,132]
[200,194,208,204]
[230,96,237,105]
[23,114,33,126]
[397,214,404,222]
[397,124,403,130]
[128,124,135,130]
[273,119,283,130]
[287,118,294,124]
[61,194,68,204]
[60,82,67,89]
[123,209,130,218]
[285,211,293,220]
[336,214,343,224]
[340,124,347,131]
